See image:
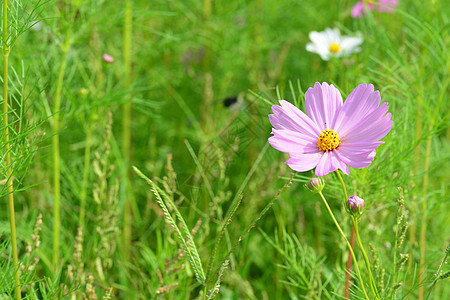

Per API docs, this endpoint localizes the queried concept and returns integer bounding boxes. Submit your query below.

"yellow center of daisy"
[317,129,341,152]
[329,43,341,53]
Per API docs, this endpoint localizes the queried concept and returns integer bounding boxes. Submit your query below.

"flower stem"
[335,171,356,300]
[352,216,380,300]
[345,227,355,299]
[2,1,21,298]
[52,27,72,270]
[335,170,348,200]
[318,192,370,300]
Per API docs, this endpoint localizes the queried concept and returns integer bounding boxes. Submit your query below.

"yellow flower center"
[329,43,341,53]
[317,129,341,152]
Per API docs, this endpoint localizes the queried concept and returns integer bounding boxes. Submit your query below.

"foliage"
[0,0,448,299]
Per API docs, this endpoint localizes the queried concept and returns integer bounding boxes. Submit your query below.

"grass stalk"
[318,192,370,300]
[418,130,432,300]
[408,91,423,273]
[426,245,450,300]
[52,26,72,269]
[122,0,133,262]
[392,205,400,292]
[79,119,93,228]
[2,1,21,298]
[201,0,213,133]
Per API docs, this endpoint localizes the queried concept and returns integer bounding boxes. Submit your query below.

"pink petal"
[315,152,338,176]
[341,141,385,151]
[339,161,351,175]
[377,0,398,12]
[304,82,343,131]
[334,84,381,137]
[343,103,393,143]
[329,151,351,174]
[269,129,318,154]
[285,153,321,173]
[336,140,383,169]
[335,146,376,169]
[269,100,321,137]
[351,1,374,18]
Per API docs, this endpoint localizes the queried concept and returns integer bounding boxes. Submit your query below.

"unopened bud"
[102,53,114,64]
[306,177,324,193]
[346,195,365,215]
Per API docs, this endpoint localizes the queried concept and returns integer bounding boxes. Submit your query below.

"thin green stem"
[52,26,72,269]
[2,1,21,298]
[352,217,380,300]
[392,217,399,294]
[418,131,432,299]
[335,170,348,200]
[318,192,370,300]
[201,0,213,133]
[122,0,133,262]
[79,119,93,228]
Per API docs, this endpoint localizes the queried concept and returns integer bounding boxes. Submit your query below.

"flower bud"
[306,177,324,193]
[346,195,365,215]
[102,54,114,64]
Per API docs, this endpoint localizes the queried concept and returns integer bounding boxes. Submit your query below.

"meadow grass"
[0,0,449,299]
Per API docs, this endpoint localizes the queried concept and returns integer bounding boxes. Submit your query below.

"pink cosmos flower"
[268,82,393,177]
[351,0,398,18]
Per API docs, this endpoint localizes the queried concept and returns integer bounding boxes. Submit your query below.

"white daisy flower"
[306,28,363,61]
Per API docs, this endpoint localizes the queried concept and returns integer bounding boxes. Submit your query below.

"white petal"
[306,41,330,61]
[309,31,328,45]
[341,37,363,54]
[324,28,340,42]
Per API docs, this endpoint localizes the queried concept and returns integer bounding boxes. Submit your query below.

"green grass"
[0,0,449,299]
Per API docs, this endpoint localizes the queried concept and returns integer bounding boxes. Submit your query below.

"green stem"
[79,118,93,228]
[335,170,348,200]
[418,131,432,299]
[318,192,370,300]
[122,0,133,262]
[52,26,72,270]
[2,1,21,298]
[392,215,399,295]
[201,0,213,133]
[352,217,380,300]
[409,89,423,277]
